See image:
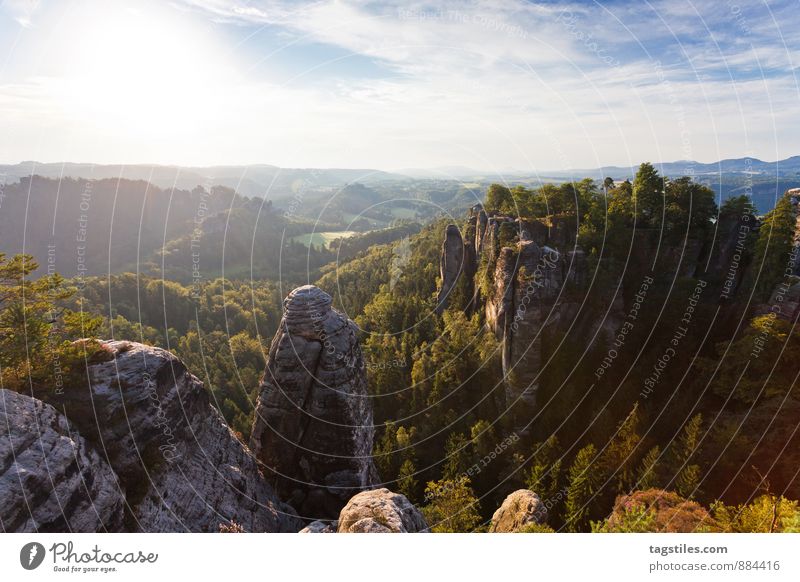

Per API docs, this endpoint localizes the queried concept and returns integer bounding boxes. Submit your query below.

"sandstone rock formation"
[41,341,299,533]
[789,188,800,276]
[0,389,125,532]
[250,285,376,520]
[436,224,466,314]
[337,488,428,533]
[299,520,337,533]
[475,206,488,255]
[483,240,564,432]
[489,489,547,532]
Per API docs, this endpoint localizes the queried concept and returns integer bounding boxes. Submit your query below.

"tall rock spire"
[250,285,376,520]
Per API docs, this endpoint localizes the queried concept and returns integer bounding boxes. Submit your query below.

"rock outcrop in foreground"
[489,489,547,532]
[4,341,299,533]
[0,389,125,532]
[251,285,376,520]
[337,488,428,533]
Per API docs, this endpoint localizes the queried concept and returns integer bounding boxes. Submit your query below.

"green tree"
[470,419,496,457]
[526,436,563,510]
[670,414,703,499]
[484,184,514,214]
[710,494,799,532]
[662,177,717,236]
[600,403,642,494]
[422,477,482,532]
[374,421,399,481]
[443,431,471,480]
[633,162,665,226]
[0,253,105,392]
[565,443,600,531]
[397,459,418,502]
[749,193,796,301]
[636,445,662,490]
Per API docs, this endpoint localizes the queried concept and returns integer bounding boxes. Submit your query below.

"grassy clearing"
[291,231,359,248]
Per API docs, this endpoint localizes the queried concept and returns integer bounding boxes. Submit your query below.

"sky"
[0,0,798,171]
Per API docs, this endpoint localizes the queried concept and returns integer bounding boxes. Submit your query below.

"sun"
[53,0,234,138]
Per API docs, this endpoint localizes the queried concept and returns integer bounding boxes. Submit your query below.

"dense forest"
[3,162,800,532]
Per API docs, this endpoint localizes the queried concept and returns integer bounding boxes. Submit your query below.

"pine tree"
[633,162,665,226]
[443,432,471,480]
[526,435,563,505]
[601,403,642,494]
[374,422,398,481]
[565,444,600,532]
[671,414,703,499]
[636,445,662,490]
[397,459,418,502]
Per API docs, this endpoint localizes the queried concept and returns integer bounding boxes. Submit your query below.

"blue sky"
[0,0,798,170]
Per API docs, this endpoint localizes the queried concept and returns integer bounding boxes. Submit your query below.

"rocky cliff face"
[250,285,376,520]
[436,224,467,314]
[3,284,381,532]
[1,389,125,532]
[790,188,800,276]
[435,204,763,434]
[461,214,577,432]
[11,341,299,533]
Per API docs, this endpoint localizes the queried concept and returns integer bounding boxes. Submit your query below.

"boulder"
[46,341,299,532]
[337,488,428,533]
[489,489,547,532]
[250,285,376,520]
[0,389,125,532]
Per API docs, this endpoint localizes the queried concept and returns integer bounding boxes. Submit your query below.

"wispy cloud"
[1,0,40,27]
[0,0,798,169]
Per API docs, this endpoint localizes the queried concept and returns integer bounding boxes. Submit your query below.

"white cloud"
[1,0,40,27]
[1,0,798,168]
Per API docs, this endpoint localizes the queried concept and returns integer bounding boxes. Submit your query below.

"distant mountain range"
[0,161,408,199]
[2,156,799,214]
[396,156,800,180]
[4,155,799,191]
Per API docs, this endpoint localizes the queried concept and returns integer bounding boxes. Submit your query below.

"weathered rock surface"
[789,189,800,276]
[250,285,376,520]
[337,488,428,533]
[489,489,547,532]
[484,240,564,432]
[475,207,488,255]
[0,389,125,532]
[299,519,337,533]
[436,224,467,314]
[46,341,299,533]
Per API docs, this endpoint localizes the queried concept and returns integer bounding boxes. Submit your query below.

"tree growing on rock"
[0,253,106,392]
